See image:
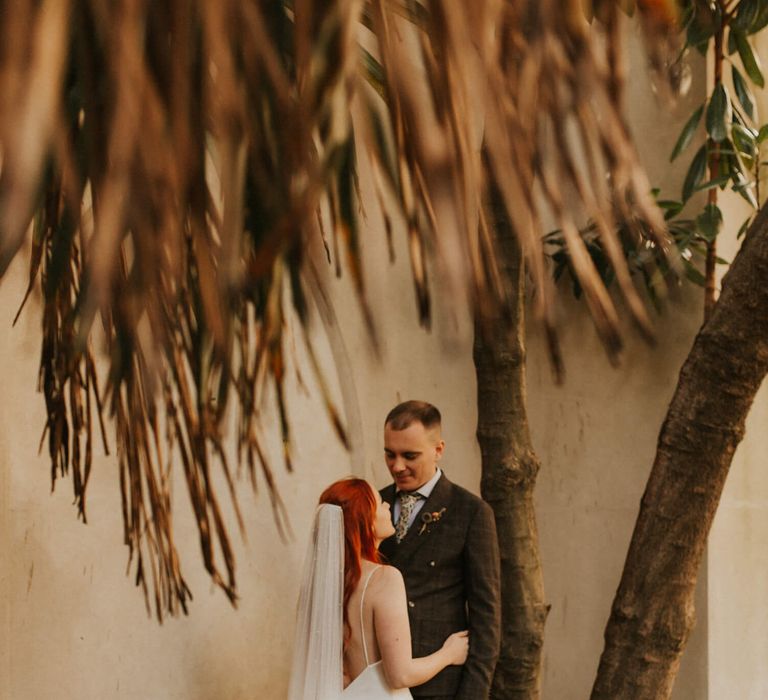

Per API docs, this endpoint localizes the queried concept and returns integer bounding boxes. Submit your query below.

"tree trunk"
[475,184,549,698]
[591,202,768,699]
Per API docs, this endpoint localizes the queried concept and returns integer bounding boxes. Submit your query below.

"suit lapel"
[382,483,397,523]
[379,484,398,561]
[393,473,453,561]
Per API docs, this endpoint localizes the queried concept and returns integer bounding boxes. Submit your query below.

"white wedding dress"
[342,566,412,699]
[288,505,413,700]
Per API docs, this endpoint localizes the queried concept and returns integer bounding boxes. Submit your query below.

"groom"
[379,400,501,700]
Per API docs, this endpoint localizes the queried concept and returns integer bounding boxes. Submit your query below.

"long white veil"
[288,504,345,700]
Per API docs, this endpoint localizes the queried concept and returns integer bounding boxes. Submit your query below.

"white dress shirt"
[393,468,442,531]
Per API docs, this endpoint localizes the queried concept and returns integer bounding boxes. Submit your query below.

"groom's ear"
[435,439,445,461]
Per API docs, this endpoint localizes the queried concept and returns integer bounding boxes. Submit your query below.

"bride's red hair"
[319,478,382,643]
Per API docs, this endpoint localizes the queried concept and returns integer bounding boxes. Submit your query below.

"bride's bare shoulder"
[367,564,404,594]
[376,563,403,579]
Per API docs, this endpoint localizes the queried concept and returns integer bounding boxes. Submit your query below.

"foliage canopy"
[0,0,681,617]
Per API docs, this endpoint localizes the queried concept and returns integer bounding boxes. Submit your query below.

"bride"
[288,477,468,699]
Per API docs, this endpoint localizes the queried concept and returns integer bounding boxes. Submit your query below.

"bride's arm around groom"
[367,565,469,689]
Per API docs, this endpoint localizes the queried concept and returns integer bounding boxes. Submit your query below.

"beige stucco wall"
[708,381,768,700]
[2,17,766,700]
[531,20,710,700]
[706,28,768,700]
[0,148,482,699]
[529,292,710,699]
[0,244,354,699]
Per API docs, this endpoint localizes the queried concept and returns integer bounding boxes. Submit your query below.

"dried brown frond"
[0,0,683,616]
[363,0,680,369]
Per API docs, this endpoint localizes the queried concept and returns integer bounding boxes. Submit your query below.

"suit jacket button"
[429,561,435,567]
[408,601,415,608]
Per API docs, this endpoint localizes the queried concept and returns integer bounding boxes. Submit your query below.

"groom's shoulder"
[443,478,494,523]
[444,477,487,508]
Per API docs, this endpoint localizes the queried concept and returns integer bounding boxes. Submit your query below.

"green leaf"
[732,177,758,208]
[705,84,731,142]
[751,4,768,34]
[657,199,684,220]
[757,124,768,144]
[737,216,752,239]
[687,15,715,50]
[733,120,758,142]
[669,219,698,243]
[735,32,765,88]
[696,203,723,242]
[670,104,704,161]
[682,144,708,202]
[732,66,756,120]
[683,260,707,287]
[680,3,693,28]
[719,151,732,180]
[732,0,761,34]
[692,174,732,193]
[720,140,744,172]
[732,122,757,165]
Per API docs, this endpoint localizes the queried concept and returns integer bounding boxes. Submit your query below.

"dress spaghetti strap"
[342,565,411,697]
[359,565,381,667]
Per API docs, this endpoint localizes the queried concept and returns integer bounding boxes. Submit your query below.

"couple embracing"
[289,401,502,700]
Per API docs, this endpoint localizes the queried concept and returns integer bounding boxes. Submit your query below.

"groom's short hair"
[385,400,441,431]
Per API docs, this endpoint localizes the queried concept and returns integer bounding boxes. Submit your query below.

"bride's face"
[373,488,395,542]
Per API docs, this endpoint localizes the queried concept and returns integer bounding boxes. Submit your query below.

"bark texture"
[474,188,549,699]
[591,203,768,699]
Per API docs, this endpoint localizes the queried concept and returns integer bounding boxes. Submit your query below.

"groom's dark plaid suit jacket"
[380,473,501,699]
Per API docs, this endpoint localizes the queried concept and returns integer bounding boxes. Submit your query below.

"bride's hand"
[442,630,469,665]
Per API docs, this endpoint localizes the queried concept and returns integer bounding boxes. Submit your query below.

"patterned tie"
[395,492,421,543]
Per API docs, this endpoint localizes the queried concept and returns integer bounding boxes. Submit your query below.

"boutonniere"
[418,507,446,535]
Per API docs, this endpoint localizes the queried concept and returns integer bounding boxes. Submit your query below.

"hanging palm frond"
[0,0,683,617]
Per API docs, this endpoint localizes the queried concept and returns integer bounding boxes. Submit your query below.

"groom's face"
[384,420,444,492]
